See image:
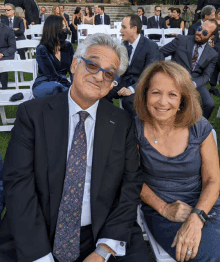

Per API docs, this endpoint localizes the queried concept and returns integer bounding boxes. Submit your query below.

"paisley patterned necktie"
[53,111,89,262]
[192,43,200,69]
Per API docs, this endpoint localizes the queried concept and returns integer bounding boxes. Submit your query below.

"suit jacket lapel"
[130,35,144,65]
[90,99,117,236]
[196,43,211,69]
[187,36,195,70]
[43,91,69,239]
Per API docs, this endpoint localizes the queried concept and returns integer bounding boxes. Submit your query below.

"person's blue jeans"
[33,81,68,99]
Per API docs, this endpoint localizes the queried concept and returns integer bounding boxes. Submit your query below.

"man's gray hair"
[5,3,15,10]
[201,5,216,19]
[74,33,129,76]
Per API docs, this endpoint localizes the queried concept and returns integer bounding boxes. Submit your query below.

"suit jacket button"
[120,242,124,247]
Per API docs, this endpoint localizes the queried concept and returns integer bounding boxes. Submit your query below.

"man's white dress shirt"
[33,89,126,261]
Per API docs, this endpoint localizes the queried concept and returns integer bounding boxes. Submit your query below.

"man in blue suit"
[0,22,16,89]
[105,15,159,117]
[159,19,219,119]
[1,3,25,59]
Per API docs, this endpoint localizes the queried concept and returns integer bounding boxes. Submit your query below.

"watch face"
[201,211,208,222]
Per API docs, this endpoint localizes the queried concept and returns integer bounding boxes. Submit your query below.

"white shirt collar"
[155,16,160,20]
[68,88,99,121]
[9,16,14,21]
[130,33,141,51]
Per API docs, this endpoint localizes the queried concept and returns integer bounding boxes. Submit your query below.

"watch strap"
[94,246,112,261]
[191,208,208,224]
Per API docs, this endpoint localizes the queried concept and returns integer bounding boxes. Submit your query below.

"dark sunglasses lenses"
[197,26,208,36]
[4,9,12,11]
[86,61,115,82]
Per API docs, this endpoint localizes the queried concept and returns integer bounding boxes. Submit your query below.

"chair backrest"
[106,28,122,41]
[163,28,182,36]
[29,24,43,35]
[184,28,188,35]
[144,28,163,37]
[24,29,32,38]
[0,59,37,89]
[114,22,122,29]
[16,39,40,49]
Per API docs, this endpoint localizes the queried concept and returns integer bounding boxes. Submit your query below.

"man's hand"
[161,200,193,222]
[0,53,3,59]
[13,28,19,31]
[31,22,35,25]
[83,252,105,262]
[117,87,132,96]
[196,10,201,13]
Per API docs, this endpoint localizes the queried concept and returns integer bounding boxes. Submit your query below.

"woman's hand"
[161,200,193,222]
[171,213,203,262]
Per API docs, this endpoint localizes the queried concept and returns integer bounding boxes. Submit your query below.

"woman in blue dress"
[32,15,74,99]
[134,61,220,262]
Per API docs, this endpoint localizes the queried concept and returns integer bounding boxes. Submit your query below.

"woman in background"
[32,15,74,99]
[70,7,82,43]
[166,7,184,31]
[51,6,69,30]
[15,7,27,29]
[82,6,94,25]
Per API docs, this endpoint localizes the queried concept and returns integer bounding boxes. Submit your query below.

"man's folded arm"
[3,103,51,261]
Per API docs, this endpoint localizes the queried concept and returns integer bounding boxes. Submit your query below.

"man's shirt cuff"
[192,81,197,88]
[128,86,135,94]
[33,253,54,262]
[97,239,126,256]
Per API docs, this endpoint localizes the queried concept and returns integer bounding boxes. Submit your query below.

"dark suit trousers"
[0,73,8,89]
[17,49,26,60]
[197,85,215,119]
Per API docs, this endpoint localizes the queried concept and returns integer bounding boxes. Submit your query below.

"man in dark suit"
[164,7,174,21]
[137,7,147,26]
[1,3,25,59]
[95,6,110,25]
[59,5,69,25]
[196,0,220,14]
[147,5,167,40]
[0,22,16,89]
[160,19,219,119]
[39,6,48,24]
[188,5,220,97]
[105,15,159,117]
[2,33,153,262]
[4,0,39,25]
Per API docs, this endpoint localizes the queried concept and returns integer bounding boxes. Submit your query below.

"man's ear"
[209,34,215,40]
[71,57,78,74]
[110,81,116,90]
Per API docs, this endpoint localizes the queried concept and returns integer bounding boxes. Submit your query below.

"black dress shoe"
[209,88,220,97]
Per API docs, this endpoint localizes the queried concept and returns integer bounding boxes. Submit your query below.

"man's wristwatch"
[94,246,115,261]
[191,208,208,225]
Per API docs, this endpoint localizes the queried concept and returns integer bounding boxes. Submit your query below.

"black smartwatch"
[191,208,208,225]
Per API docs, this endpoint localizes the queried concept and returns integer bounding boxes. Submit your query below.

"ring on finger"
[187,250,192,255]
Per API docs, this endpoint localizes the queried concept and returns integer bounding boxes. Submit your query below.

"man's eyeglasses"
[4,9,12,11]
[155,10,161,12]
[137,11,141,13]
[81,57,119,85]
[196,26,208,36]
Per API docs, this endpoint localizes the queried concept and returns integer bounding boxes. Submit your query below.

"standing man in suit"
[0,22,16,90]
[160,19,219,119]
[59,5,69,25]
[1,3,25,59]
[105,15,159,117]
[95,6,110,25]
[4,0,39,25]
[147,5,167,40]
[2,33,153,262]
[137,7,147,26]
[40,7,48,24]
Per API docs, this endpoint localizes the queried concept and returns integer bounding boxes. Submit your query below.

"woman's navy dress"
[135,116,220,262]
[32,41,74,99]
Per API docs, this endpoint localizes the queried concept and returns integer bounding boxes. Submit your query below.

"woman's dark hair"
[74,7,81,15]
[85,6,93,17]
[40,15,65,54]
[173,7,181,15]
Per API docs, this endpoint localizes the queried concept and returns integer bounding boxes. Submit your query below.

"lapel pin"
[110,120,115,124]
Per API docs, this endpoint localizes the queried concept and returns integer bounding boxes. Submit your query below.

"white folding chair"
[106,28,122,41]
[144,28,164,47]
[24,28,32,39]
[184,28,188,35]
[113,22,122,30]
[0,59,37,90]
[29,24,43,40]
[161,28,183,45]
[16,39,40,59]
[77,24,94,44]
